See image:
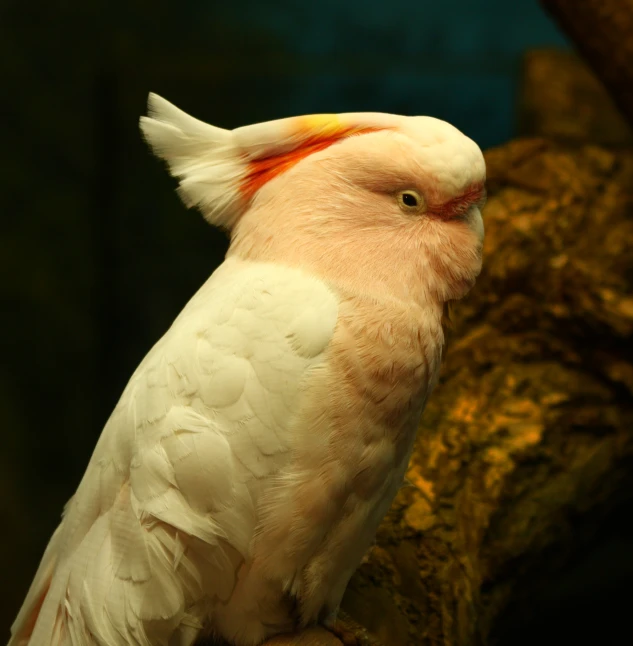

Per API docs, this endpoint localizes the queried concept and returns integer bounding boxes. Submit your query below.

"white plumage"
[13,259,339,646]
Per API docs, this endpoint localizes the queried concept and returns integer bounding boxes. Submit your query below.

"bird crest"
[140,94,388,230]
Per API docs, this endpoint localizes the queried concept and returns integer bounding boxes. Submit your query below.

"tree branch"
[540,0,633,127]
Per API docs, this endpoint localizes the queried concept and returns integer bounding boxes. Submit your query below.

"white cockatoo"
[10,94,486,646]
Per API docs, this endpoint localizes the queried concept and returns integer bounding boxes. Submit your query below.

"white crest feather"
[140,93,243,230]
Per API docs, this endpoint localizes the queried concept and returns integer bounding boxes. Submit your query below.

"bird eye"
[397,189,425,214]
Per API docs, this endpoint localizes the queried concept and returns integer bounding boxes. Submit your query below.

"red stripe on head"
[240,125,383,202]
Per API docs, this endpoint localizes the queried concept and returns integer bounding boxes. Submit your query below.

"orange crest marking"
[240,116,383,202]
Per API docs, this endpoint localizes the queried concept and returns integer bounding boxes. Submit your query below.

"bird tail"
[8,524,63,646]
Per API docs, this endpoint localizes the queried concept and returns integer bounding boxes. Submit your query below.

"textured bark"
[539,0,633,128]
[257,138,633,646]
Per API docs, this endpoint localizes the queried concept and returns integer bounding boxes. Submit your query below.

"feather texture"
[10,259,338,646]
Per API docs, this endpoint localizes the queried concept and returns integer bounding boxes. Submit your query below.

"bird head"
[140,94,486,305]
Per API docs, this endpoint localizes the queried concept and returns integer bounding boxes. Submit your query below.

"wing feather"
[12,257,338,645]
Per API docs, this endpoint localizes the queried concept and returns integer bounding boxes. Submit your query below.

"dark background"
[5,1,629,644]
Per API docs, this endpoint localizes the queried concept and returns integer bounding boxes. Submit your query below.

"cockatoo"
[10,93,486,646]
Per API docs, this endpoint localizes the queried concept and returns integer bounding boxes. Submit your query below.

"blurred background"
[3,0,631,644]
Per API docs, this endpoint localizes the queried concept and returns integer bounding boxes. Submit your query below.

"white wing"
[11,257,338,646]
